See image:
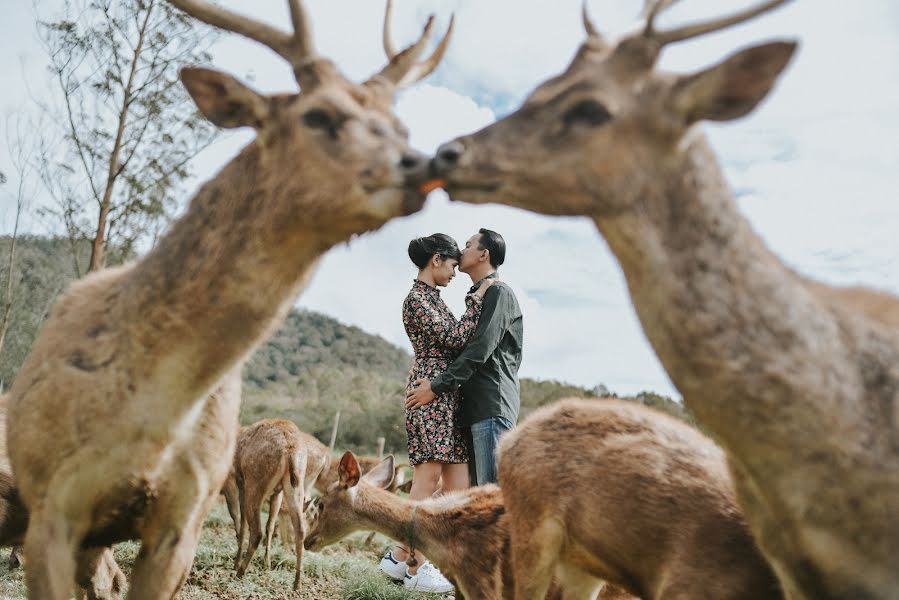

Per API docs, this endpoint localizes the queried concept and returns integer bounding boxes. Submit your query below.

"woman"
[379,233,494,593]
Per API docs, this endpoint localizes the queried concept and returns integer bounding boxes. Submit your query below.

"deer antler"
[376,0,455,88]
[167,0,317,79]
[644,0,792,46]
[581,1,605,42]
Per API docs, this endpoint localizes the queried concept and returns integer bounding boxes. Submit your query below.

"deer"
[498,397,784,599]
[304,451,634,600]
[224,418,329,590]
[314,453,412,494]
[5,0,453,596]
[429,1,899,598]
[0,395,126,599]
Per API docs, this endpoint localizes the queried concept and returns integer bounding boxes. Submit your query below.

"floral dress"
[402,279,482,465]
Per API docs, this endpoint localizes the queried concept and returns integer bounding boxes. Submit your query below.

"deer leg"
[76,547,126,600]
[555,563,603,600]
[236,485,264,578]
[22,501,79,600]
[234,482,248,571]
[264,490,283,570]
[281,476,306,591]
[510,516,564,600]
[278,507,293,549]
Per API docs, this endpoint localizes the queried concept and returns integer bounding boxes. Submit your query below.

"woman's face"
[433,256,459,287]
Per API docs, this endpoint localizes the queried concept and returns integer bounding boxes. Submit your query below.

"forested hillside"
[1,235,693,456]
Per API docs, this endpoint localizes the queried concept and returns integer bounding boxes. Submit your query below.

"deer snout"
[398,150,429,180]
[433,140,464,174]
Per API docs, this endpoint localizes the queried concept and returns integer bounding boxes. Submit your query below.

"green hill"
[0,235,693,457]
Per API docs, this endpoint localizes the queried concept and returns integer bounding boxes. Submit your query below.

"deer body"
[7,0,451,596]
[432,3,899,598]
[0,395,126,599]
[499,397,784,600]
[229,419,329,590]
[304,452,633,600]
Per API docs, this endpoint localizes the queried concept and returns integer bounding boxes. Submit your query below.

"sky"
[2,1,899,398]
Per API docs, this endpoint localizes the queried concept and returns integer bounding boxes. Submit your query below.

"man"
[405,228,523,485]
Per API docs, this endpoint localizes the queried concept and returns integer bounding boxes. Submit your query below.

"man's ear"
[181,67,270,129]
[338,451,361,489]
[671,40,797,125]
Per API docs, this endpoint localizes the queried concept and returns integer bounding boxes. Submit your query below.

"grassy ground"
[0,501,448,600]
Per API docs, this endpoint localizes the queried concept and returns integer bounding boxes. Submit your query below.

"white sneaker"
[404,561,455,594]
[378,550,407,581]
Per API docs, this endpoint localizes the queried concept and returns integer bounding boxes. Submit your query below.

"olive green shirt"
[431,274,523,426]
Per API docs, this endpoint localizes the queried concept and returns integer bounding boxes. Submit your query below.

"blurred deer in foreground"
[499,398,783,600]
[6,0,452,596]
[222,419,329,590]
[0,396,125,599]
[304,452,634,600]
[432,1,899,598]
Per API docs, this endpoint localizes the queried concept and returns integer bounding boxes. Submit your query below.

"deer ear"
[671,41,797,125]
[362,455,395,490]
[180,67,269,129]
[338,451,361,488]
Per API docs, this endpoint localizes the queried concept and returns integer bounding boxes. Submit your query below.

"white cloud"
[2,1,898,398]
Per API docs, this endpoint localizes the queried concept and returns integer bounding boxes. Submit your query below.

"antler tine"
[653,0,793,46]
[167,0,316,71]
[642,0,681,36]
[376,5,455,89]
[383,0,400,59]
[582,1,602,40]
[286,0,316,59]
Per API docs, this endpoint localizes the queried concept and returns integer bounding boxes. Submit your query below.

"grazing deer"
[0,396,125,599]
[228,419,329,590]
[499,397,783,600]
[5,0,452,596]
[314,454,412,494]
[431,2,899,598]
[304,452,633,600]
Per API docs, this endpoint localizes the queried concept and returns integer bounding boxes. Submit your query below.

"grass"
[0,502,449,600]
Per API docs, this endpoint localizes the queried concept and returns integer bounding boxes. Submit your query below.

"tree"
[34,0,219,273]
[0,113,41,367]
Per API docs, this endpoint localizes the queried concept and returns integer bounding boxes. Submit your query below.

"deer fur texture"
[6,0,450,596]
[499,398,783,600]
[432,2,899,598]
[305,452,633,600]
[0,395,125,599]
[226,419,329,590]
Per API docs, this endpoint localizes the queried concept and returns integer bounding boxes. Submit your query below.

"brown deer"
[499,397,783,599]
[0,395,125,599]
[314,454,412,494]
[304,452,634,600]
[227,419,329,590]
[430,2,899,599]
[5,0,452,596]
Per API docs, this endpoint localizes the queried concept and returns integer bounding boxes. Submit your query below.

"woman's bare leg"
[440,463,469,493]
[392,461,441,572]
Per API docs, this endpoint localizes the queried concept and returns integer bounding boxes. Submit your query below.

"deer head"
[169,0,453,240]
[431,0,796,218]
[304,451,395,551]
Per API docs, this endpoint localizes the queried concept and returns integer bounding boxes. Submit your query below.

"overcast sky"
[3,1,898,398]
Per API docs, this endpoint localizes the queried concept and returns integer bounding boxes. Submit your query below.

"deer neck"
[121,144,341,398]
[350,486,447,559]
[593,134,843,440]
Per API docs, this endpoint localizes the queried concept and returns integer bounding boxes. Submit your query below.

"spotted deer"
[431,2,899,598]
[5,0,452,596]
[499,397,784,599]
[0,396,125,599]
[304,452,634,600]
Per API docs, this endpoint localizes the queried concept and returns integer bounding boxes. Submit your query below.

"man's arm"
[431,284,514,393]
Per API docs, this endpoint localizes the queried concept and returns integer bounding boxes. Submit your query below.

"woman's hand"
[473,278,496,299]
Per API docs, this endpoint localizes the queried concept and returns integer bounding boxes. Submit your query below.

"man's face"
[459,233,485,274]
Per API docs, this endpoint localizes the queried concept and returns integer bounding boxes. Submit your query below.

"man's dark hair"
[477,228,506,268]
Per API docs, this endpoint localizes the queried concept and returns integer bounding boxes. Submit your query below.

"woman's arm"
[411,289,485,351]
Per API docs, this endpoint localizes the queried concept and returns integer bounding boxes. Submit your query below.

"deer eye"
[302,109,335,131]
[563,100,612,127]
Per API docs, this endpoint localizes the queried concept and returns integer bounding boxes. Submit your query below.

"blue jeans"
[467,415,514,486]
